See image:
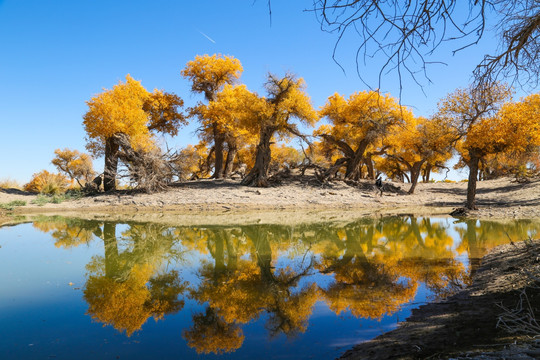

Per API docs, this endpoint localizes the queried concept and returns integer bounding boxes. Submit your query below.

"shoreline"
[2,176,540,222]
[340,239,540,359]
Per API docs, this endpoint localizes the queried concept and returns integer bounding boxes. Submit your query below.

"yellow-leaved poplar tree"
[181,54,243,178]
[436,84,512,209]
[83,75,185,191]
[317,91,410,181]
[241,73,318,187]
[384,116,456,193]
[52,148,96,187]
[456,92,540,208]
[197,84,260,178]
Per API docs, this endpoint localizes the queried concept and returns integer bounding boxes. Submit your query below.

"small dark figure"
[375,177,383,196]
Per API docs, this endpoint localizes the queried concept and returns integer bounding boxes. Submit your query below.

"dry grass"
[24,170,70,195]
[0,177,23,190]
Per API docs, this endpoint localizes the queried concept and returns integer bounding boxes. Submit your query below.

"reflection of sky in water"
[0,216,536,359]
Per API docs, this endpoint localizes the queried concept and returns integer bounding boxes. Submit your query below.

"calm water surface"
[1,215,538,359]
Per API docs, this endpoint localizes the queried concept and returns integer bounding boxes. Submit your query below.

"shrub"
[24,170,70,195]
[0,178,23,190]
[0,200,26,210]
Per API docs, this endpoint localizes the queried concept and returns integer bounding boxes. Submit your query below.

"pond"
[1,215,538,359]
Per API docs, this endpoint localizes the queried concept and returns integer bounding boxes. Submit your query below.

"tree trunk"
[212,124,225,179]
[423,163,432,183]
[345,140,369,181]
[241,126,274,187]
[103,223,119,278]
[364,154,375,180]
[466,153,480,210]
[222,143,238,178]
[322,157,347,180]
[104,137,119,192]
[403,172,410,183]
[408,160,426,194]
[465,219,482,277]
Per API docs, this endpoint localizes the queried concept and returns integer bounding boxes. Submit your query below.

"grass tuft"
[0,178,23,190]
[0,200,27,211]
[30,190,84,206]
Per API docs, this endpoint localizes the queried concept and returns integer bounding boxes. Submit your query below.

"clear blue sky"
[0,0,530,183]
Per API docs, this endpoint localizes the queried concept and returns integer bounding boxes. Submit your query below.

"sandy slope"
[1,176,540,219]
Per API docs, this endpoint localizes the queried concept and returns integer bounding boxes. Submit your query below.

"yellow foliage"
[174,143,211,180]
[52,148,95,184]
[265,74,318,132]
[24,170,70,194]
[384,116,455,172]
[181,54,243,100]
[83,75,152,156]
[318,91,410,146]
[143,90,186,136]
[269,144,303,171]
[459,93,540,160]
[198,84,262,144]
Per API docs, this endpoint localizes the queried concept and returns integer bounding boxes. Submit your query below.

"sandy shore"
[1,176,540,221]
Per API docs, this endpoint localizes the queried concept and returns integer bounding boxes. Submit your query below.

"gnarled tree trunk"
[344,139,369,181]
[363,153,375,180]
[212,124,225,179]
[222,143,238,178]
[104,137,119,191]
[466,152,481,210]
[422,163,432,183]
[408,160,426,194]
[241,126,274,187]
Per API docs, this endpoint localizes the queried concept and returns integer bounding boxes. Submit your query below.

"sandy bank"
[1,176,540,221]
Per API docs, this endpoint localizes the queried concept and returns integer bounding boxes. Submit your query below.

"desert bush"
[24,170,70,195]
[52,148,96,187]
[0,178,23,190]
[0,200,26,210]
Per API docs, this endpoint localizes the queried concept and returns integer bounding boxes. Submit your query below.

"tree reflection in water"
[32,216,540,354]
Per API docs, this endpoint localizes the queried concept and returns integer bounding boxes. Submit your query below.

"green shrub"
[30,191,83,206]
[0,200,26,211]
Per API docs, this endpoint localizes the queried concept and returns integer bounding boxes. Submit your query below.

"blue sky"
[0,0,530,183]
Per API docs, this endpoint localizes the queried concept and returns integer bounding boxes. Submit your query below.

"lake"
[1,215,538,359]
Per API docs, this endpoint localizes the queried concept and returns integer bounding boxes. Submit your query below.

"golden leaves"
[181,54,243,100]
[83,75,185,156]
[52,148,95,184]
[318,90,411,152]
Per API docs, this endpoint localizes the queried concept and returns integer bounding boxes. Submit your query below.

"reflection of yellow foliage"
[323,280,416,319]
[33,219,96,248]
[183,308,244,355]
[195,261,264,324]
[84,264,155,336]
[84,264,185,336]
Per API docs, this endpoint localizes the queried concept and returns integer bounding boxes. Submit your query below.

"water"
[0,215,538,359]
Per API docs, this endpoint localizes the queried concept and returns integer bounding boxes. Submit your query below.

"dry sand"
[1,176,540,221]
